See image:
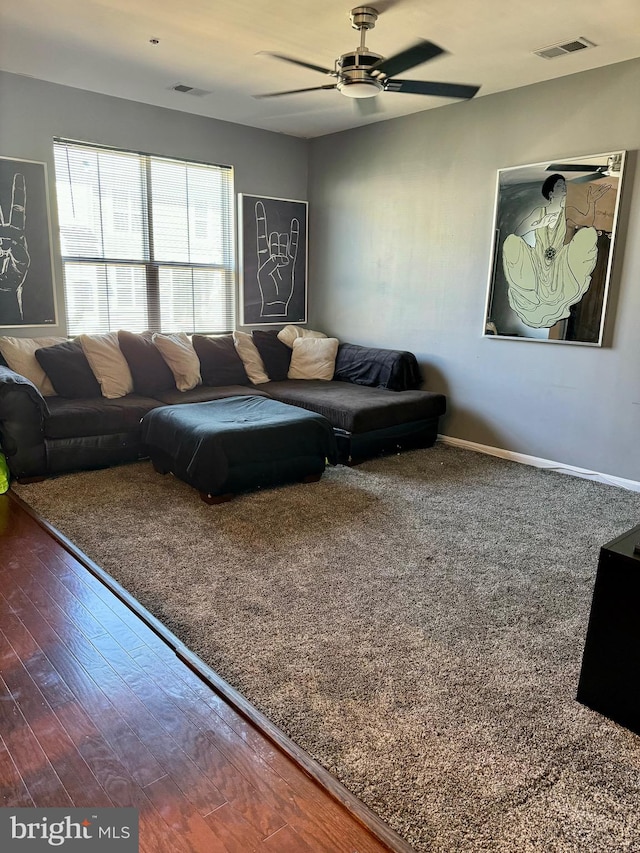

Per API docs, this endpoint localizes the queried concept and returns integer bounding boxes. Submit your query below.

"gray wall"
[308,59,640,482]
[0,71,308,336]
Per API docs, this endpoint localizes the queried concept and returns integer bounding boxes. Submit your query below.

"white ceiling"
[1,0,639,139]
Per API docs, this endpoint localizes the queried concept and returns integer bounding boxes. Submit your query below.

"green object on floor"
[0,453,9,494]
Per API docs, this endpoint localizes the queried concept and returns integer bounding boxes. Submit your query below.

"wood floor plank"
[0,492,403,853]
[47,547,169,652]
[2,552,109,643]
[0,673,74,808]
[22,545,145,652]
[0,584,168,790]
[0,630,112,807]
[0,737,35,808]
[0,603,166,807]
[204,801,266,853]
[48,627,229,818]
[144,774,236,853]
[262,824,317,852]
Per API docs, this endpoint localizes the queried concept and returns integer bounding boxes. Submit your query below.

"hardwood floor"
[0,492,409,853]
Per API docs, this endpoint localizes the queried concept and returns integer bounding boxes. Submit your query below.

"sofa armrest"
[333,343,423,392]
[0,365,49,478]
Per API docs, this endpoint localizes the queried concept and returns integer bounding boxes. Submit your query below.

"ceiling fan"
[254,5,480,110]
[545,154,623,183]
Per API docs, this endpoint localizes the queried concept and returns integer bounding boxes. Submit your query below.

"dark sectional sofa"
[0,330,446,481]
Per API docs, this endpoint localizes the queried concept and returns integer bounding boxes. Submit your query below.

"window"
[53,140,235,336]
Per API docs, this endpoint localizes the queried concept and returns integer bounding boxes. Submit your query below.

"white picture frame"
[484,151,626,345]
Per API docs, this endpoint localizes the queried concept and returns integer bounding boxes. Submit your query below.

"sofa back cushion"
[152,332,201,392]
[232,331,270,384]
[277,324,327,348]
[35,340,102,398]
[0,336,67,396]
[118,330,176,396]
[251,329,292,381]
[192,334,249,387]
[78,332,134,399]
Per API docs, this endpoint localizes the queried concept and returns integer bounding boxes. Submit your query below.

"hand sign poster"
[239,194,307,326]
[0,157,57,328]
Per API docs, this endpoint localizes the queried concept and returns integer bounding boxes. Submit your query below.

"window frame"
[53,138,236,336]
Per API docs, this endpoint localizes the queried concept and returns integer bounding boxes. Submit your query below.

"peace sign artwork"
[238,194,308,326]
[0,157,57,328]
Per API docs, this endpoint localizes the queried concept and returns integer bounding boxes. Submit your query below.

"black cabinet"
[577,523,640,735]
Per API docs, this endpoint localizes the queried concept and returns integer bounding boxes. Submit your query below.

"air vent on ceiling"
[168,83,212,97]
[534,37,596,59]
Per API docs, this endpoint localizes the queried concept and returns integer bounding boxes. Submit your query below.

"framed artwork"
[0,156,58,328]
[238,193,308,326]
[484,151,626,345]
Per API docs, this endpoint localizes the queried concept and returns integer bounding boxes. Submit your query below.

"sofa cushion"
[79,332,134,399]
[118,330,176,396]
[277,325,327,348]
[152,385,269,405]
[44,394,160,439]
[0,336,67,396]
[251,329,292,381]
[288,337,339,381]
[152,332,201,392]
[262,380,446,434]
[232,331,269,384]
[34,340,102,399]
[192,334,249,386]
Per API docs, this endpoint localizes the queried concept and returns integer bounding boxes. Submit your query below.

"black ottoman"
[141,396,337,503]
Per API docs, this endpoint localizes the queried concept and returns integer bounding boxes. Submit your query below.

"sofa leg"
[301,473,322,484]
[16,475,47,484]
[200,491,234,505]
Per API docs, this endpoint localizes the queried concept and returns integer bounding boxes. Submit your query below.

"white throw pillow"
[277,325,327,349]
[232,331,270,384]
[0,336,67,396]
[79,332,134,399]
[288,337,339,381]
[152,332,201,392]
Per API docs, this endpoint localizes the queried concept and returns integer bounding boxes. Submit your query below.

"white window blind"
[53,140,235,336]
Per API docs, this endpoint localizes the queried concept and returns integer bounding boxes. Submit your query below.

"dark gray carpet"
[14,444,640,852]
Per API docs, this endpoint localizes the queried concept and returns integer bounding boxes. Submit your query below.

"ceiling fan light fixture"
[337,77,383,98]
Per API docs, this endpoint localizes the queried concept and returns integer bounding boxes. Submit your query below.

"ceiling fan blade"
[253,84,337,99]
[369,40,445,78]
[384,79,480,99]
[258,51,335,77]
[546,163,604,173]
[371,0,409,12]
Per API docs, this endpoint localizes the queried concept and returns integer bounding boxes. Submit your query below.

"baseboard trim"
[438,435,640,493]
